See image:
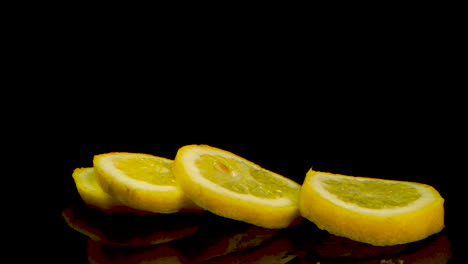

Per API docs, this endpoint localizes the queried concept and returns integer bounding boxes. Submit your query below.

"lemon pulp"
[322,178,422,209]
[113,157,176,186]
[196,154,299,202]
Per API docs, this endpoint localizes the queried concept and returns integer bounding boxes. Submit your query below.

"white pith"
[180,147,300,207]
[310,171,436,216]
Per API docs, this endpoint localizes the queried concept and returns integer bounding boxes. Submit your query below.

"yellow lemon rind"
[299,169,445,246]
[93,152,201,214]
[173,145,301,229]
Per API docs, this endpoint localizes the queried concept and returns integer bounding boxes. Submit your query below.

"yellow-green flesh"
[322,178,422,209]
[196,154,300,202]
[114,157,176,186]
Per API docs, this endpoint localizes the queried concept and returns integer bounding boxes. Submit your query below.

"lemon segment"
[299,169,445,246]
[322,177,422,210]
[173,145,302,229]
[113,156,175,186]
[93,152,202,213]
[196,154,299,201]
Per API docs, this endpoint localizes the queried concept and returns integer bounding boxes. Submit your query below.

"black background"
[23,16,465,261]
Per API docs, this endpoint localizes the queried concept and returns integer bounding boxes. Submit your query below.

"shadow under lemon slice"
[93,152,202,213]
[62,201,202,246]
[299,169,445,246]
[173,144,302,229]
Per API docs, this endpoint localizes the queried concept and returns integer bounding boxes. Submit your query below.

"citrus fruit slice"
[72,167,126,211]
[172,144,302,229]
[93,152,201,213]
[299,169,445,246]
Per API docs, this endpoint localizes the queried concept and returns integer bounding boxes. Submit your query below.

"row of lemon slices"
[72,144,444,246]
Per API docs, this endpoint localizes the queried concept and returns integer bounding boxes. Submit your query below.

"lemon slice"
[172,144,302,229]
[299,169,444,246]
[93,152,201,213]
[72,167,125,211]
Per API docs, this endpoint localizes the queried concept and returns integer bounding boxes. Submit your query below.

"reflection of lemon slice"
[299,169,444,246]
[205,234,297,264]
[93,152,201,213]
[178,220,278,263]
[173,145,302,229]
[87,240,186,264]
[72,167,133,212]
[303,232,451,264]
[62,202,201,246]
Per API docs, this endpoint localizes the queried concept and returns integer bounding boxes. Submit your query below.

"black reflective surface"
[60,199,455,264]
